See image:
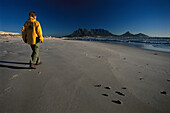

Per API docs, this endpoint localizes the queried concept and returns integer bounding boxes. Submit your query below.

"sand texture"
[0,37,170,113]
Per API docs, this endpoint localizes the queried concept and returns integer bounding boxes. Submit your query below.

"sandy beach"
[0,36,170,113]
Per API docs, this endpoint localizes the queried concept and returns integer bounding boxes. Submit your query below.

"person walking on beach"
[22,11,43,69]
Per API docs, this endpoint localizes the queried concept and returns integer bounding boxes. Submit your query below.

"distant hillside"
[63,29,149,38]
[120,31,134,37]
[134,33,149,37]
[0,31,21,36]
[65,28,117,37]
[120,31,149,37]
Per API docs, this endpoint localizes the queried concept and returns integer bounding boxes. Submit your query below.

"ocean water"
[66,37,170,52]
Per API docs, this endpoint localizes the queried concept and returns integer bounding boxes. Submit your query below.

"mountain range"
[64,28,149,38]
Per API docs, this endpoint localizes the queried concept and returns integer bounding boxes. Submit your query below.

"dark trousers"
[30,43,40,64]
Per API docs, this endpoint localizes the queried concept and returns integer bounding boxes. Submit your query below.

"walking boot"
[36,62,42,65]
[30,63,36,69]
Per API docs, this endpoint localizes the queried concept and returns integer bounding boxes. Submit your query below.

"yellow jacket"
[22,16,43,45]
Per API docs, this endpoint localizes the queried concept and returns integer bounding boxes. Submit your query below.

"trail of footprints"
[0,71,43,96]
[94,83,169,105]
[94,84,126,105]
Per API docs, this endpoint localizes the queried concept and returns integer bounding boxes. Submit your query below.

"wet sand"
[0,37,170,113]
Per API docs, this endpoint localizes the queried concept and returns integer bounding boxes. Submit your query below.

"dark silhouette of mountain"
[63,29,149,38]
[121,31,134,37]
[120,31,149,37]
[65,28,118,37]
[134,33,149,37]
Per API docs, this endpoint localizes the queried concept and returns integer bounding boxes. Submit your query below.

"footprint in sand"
[97,56,102,58]
[122,58,126,60]
[85,53,88,56]
[112,100,122,104]
[38,72,42,75]
[115,91,125,96]
[122,87,127,90]
[147,102,150,104]
[102,94,109,97]
[139,77,144,80]
[10,74,19,80]
[94,84,101,87]
[4,87,12,92]
[0,87,13,96]
[4,41,9,43]
[105,86,111,90]
[160,91,167,95]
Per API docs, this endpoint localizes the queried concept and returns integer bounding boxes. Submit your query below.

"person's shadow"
[0,61,30,69]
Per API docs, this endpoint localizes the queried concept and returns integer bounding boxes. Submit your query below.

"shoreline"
[1,36,170,53]
[62,37,170,53]
[101,41,170,53]
[64,38,170,53]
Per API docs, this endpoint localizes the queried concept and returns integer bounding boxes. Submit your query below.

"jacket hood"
[28,16,36,22]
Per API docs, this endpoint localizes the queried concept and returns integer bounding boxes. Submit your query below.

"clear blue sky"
[0,0,170,37]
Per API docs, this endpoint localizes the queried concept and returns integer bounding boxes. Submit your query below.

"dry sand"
[0,37,170,113]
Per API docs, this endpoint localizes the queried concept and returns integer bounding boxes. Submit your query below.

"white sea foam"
[65,37,170,52]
